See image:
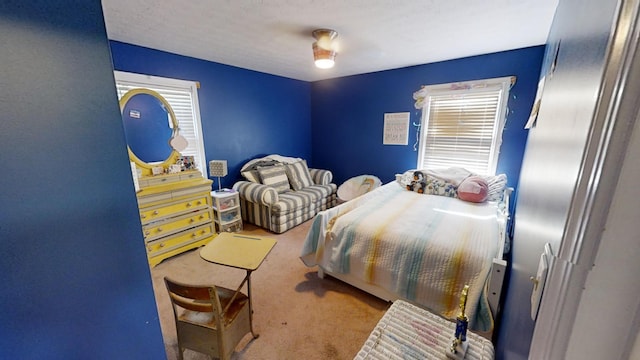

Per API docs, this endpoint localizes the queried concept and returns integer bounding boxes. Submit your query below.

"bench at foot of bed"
[355,300,495,360]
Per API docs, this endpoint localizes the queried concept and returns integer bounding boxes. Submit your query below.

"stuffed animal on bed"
[406,171,428,193]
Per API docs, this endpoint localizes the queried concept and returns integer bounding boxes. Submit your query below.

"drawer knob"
[189,219,195,223]
[159,243,165,248]
[186,202,192,207]
[141,214,147,219]
[144,231,150,235]
[157,228,163,232]
[152,210,159,215]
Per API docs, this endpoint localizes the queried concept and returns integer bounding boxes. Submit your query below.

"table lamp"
[208,160,228,191]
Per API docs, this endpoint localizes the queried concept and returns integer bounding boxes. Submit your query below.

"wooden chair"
[164,277,255,360]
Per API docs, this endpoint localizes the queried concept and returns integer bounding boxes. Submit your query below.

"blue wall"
[110,42,544,202]
[110,41,312,189]
[311,46,545,199]
[0,1,165,359]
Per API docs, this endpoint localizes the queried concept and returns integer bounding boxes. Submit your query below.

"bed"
[300,168,510,332]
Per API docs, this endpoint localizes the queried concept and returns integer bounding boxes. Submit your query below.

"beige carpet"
[149,220,390,360]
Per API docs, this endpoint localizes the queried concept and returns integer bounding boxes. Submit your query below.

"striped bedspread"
[301,182,501,330]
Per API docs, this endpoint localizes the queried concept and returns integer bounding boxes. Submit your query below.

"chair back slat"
[165,277,221,312]
[165,279,212,300]
[169,293,214,313]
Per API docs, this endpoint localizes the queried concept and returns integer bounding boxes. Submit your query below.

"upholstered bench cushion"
[355,300,494,360]
[272,184,337,215]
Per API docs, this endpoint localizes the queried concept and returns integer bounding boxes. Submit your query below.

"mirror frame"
[119,88,180,177]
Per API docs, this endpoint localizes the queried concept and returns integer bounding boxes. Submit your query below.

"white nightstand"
[210,189,243,233]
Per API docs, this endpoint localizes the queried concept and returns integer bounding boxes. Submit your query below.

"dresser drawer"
[139,195,209,224]
[146,223,214,257]
[143,174,181,187]
[180,171,202,181]
[143,209,212,241]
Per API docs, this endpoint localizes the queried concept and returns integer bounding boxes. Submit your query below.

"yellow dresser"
[136,171,216,267]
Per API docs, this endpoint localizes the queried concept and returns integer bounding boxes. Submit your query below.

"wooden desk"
[199,233,276,337]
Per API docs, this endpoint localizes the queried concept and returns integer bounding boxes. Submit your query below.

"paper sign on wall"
[383,112,410,145]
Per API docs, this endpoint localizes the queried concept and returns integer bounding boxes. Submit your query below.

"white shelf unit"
[211,190,243,233]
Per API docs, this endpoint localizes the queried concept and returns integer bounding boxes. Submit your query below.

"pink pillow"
[458,176,489,203]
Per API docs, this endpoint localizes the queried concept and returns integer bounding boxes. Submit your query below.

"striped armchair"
[233,168,337,233]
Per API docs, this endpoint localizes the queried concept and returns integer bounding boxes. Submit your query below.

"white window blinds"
[415,76,512,175]
[113,71,206,173]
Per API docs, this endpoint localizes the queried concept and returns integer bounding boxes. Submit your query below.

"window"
[114,71,207,173]
[414,76,512,176]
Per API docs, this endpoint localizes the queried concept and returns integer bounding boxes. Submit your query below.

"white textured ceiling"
[101,0,559,82]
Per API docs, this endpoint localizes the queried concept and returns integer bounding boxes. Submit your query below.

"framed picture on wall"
[383,112,410,145]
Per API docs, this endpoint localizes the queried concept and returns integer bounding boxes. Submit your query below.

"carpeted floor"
[149,219,390,360]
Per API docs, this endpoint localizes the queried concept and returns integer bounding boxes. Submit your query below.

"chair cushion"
[272,184,336,214]
[285,160,314,190]
[257,165,290,193]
